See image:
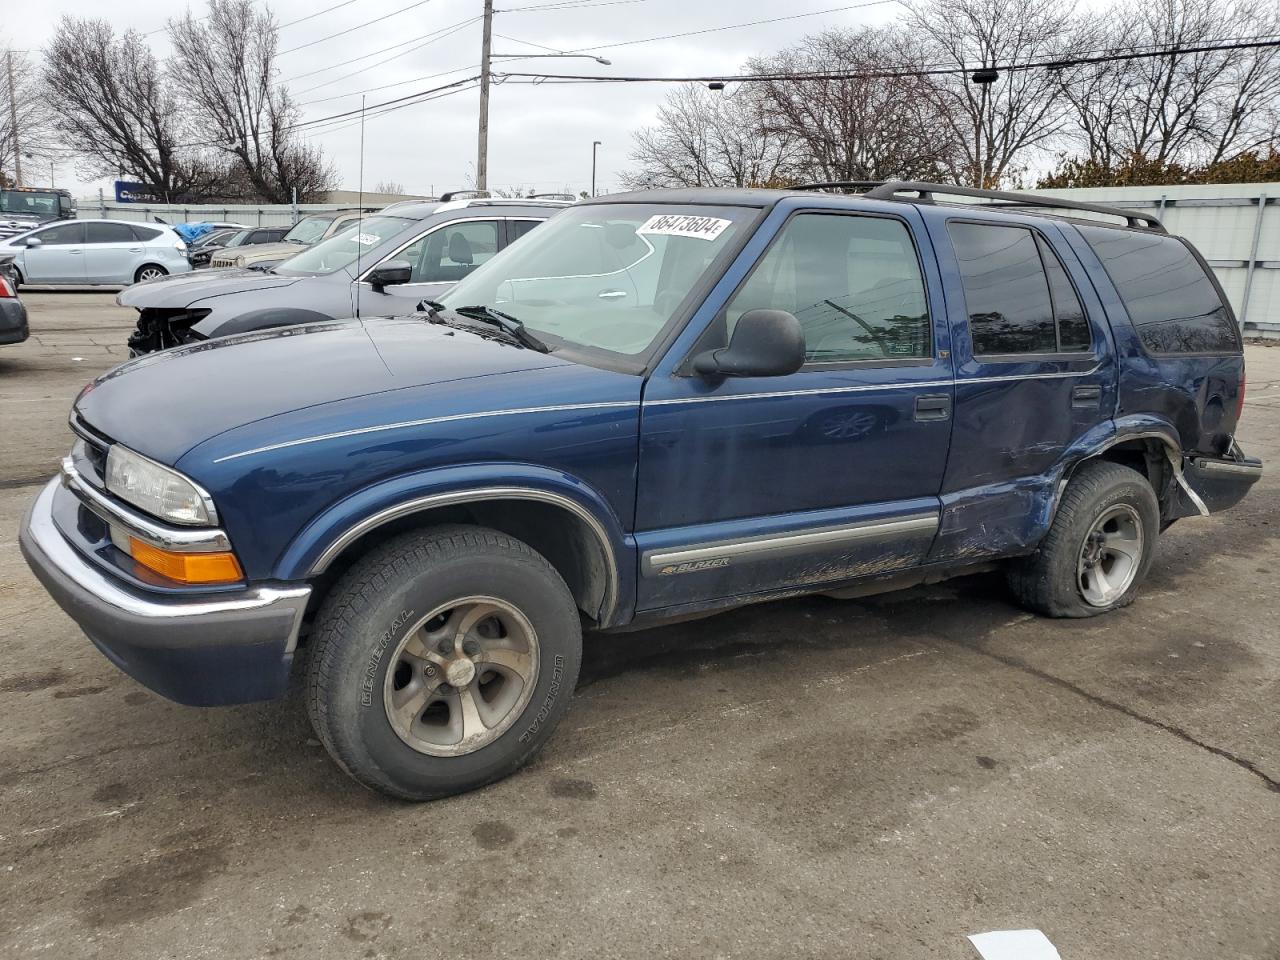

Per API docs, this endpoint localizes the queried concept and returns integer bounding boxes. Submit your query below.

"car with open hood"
[22,182,1260,802]
[118,197,570,353]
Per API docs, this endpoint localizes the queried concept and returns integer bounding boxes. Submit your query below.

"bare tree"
[43,18,221,199]
[374,179,406,194]
[1056,0,1280,172]
[621,85,797,189]
[169,0,335,202]
[0,46,56,187]
[904,0,1076,187]
[748,28,961,184]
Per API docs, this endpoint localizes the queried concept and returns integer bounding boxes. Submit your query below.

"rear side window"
[85,222,137,243]
[948,221,1090,355]
[1078,225,1237,354]
[130,225,162,241]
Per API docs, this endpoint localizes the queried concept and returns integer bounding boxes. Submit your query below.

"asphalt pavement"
[0,292,1276,959]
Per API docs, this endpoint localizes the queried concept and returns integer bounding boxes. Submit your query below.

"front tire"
[1008,461,1159,617]
[305,525,582,801]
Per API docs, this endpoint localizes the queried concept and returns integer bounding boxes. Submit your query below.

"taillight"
[0,275,12,298]
[1237,370,1246,422]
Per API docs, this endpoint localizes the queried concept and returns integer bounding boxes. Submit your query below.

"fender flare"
[275,464,631,625]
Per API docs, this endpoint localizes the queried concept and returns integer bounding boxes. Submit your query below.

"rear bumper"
[0,297,28,344]
[1180,443,1263,516]
[19,479,311,706]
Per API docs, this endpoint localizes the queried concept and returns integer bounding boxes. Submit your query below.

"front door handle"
[598,289,627,300]
[914,394,951,421]
[1072,384,1103,408]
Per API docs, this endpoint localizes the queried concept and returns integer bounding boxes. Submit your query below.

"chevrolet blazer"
[20,182,1261,800]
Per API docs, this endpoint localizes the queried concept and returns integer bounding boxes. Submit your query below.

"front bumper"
[19,479,311,706]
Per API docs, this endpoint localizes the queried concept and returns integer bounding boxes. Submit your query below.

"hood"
[75,316,574,464]
[223,242,305,265]
[117,267,305,309]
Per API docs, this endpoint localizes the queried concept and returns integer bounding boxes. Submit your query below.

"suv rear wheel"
[1008,460,1159,617]
[305,525,582,800]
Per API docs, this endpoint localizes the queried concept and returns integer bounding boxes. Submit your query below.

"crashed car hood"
[74,316,576,463]
[116,268,307,309]
[227,242,307,265]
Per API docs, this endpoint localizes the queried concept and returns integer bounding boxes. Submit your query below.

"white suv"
[0,219,192,287]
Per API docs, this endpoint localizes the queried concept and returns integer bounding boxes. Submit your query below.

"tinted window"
[726,213,930,362]
[1078,225,1237,354]
[131,225,162,241]
[949,222,1057,354]
[509,219,542,242]
[85,222,137,244]
[1037,235,1090,351]
[33,222,84,245]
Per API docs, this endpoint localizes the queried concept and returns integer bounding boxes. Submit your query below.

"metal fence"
[77,181,1280,332]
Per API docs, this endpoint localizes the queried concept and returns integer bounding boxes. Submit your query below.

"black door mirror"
[367,259,412,292]
[692,309,806,377]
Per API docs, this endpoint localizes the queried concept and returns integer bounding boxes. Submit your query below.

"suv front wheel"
[305,525,582,800]
[1008,460,1160,617]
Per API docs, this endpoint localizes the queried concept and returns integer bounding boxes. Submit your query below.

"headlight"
[105,445,215,525]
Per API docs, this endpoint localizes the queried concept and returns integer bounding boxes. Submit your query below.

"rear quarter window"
[131,225,162,241]
[1078,225,1238,355]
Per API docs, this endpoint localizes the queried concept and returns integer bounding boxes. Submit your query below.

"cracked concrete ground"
[0,293,1277,959]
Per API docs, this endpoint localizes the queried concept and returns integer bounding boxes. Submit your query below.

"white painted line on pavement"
[968,929,1062,960]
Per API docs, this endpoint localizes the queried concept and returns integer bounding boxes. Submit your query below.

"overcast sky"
[7,0,904,199]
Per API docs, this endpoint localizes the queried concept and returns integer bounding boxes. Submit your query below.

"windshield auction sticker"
[637,214,732,241]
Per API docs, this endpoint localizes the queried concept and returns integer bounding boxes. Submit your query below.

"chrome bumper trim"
[22,479,311,653]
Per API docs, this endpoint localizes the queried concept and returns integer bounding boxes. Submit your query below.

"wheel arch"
[133,262,169,283]
[280,475,629,628]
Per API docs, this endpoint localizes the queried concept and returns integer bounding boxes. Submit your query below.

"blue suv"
[20,182,1261,800]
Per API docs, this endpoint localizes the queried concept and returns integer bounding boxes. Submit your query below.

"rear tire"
[305,525,582,801]
[1007,461,1159,617]
[133,264,168,284]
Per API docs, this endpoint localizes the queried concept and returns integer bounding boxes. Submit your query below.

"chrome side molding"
[642,512,939,577]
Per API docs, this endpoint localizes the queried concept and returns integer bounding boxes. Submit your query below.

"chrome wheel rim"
[138,268,164,282]
[1077,504,1144,607]
[383,597,540,757]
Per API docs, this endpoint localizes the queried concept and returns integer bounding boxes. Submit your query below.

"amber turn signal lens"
[128,538,244,584]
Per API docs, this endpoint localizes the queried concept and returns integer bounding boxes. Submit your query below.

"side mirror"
[24,237,42,248]
[367,259,412,292]
[692,309,806,378]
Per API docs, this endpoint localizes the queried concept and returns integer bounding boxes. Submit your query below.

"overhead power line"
[284,16,481,83]
[298,62,480,106]
[278,0,366,29]
[494,36,1280,84]
[294,20,480,96]
[279,0,438,55]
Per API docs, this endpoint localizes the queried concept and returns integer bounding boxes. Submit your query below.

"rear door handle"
[1072,385,1103,408]
[914,394,951,421]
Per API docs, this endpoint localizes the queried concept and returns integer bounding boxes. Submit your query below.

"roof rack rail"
[864,181,1166,232]
[792,181,885,193]
[439,189,491,202]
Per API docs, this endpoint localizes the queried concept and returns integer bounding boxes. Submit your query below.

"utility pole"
[476,0,494,192]
[6,51,21,187]
[591,140,601,197]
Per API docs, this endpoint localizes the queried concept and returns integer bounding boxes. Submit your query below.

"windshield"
[275,216,410,276]
[438,204,753,359]
[0,190,59,217]
[284,215,336,245]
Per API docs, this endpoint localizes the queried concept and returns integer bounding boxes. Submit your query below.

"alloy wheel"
[383,597,540,757]
[1076,503,1144,607]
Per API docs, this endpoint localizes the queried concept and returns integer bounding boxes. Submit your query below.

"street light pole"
[476,0,494,192]
[591,140,601,197]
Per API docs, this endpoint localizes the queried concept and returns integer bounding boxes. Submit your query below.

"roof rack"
[439,189,491,202]
[791,179,1166,232]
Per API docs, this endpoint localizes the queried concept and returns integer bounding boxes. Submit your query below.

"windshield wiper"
[451,304,550,353]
